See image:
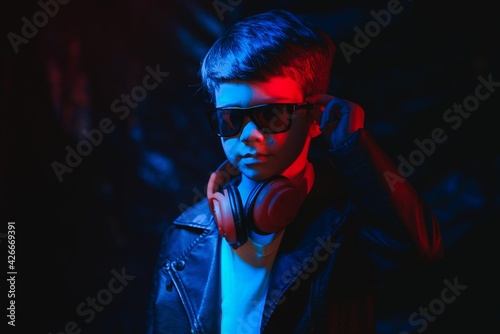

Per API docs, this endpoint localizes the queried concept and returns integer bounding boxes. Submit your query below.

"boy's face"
[214,77,319,182]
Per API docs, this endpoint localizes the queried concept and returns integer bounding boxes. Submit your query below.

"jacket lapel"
[170,199,222,333]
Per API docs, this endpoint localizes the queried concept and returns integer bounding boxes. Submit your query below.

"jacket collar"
[174,198,214,229]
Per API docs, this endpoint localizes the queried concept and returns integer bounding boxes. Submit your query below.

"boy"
[147,9,443,334]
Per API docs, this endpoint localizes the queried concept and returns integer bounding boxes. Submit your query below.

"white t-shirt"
[220,230,284,334]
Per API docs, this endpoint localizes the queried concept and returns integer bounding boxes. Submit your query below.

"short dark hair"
[200,9,336,103]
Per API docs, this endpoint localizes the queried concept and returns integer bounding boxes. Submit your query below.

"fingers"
[320,104,341,132]
[305,94,348,130]
[305,93,365,147]
[305,94,330,125]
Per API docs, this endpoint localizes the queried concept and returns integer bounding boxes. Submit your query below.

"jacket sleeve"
[328,128,443,265]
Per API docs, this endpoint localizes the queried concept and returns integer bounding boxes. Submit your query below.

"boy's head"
[200,10,336,182]
[200,9,336,102]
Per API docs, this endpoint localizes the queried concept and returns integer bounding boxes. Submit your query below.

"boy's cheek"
[221,140,238,160]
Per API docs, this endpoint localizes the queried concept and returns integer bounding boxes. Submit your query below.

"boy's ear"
[308,120,322,138]
[307,105,323,138]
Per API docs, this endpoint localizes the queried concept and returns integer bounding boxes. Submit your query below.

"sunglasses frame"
[206,103,313,137]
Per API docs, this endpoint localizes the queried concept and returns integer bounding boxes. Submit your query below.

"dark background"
[2,0,499,333]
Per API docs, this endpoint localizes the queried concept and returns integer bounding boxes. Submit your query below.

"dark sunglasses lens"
[209,104,300,137]
[211,109,243,137]
[253,105,291,134]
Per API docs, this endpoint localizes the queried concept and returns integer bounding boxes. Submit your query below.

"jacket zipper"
[162,260,202,334]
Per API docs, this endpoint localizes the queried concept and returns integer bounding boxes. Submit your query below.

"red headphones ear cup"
[210,184,248,249]
[245,176,307,234]
[207,160,308,248]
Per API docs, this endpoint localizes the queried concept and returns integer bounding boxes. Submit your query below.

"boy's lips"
[241,152,270,163]
[241,150,270,158]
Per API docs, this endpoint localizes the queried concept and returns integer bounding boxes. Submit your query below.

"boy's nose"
[240,117,264,142]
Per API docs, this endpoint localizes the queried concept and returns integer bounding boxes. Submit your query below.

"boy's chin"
[237,161,287,182]
[241,171,281,183]
[238,166,267,181]
[241,171,266,182]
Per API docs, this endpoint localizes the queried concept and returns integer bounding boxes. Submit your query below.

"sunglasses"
[207,103,313,137]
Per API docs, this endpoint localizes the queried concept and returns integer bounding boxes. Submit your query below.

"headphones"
[207,160,308,249]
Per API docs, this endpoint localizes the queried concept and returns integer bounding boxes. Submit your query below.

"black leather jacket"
[147,129,443,333]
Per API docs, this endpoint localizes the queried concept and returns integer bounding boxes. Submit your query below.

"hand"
[305,94,365,147]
